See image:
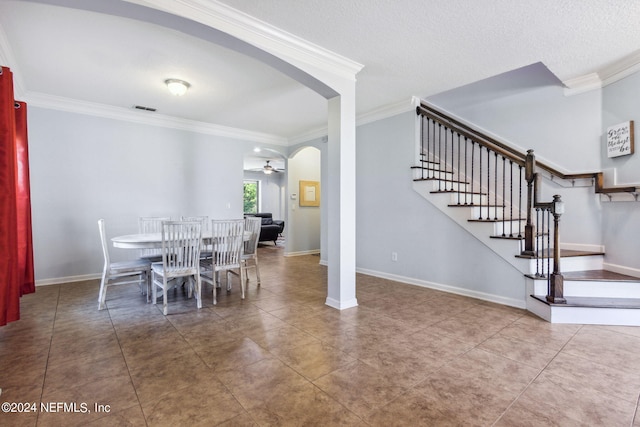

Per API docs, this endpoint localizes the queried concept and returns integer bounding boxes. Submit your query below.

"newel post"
[547,195,566,304]
[523,150,536,256]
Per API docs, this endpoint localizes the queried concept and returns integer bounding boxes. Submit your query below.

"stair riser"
[527,255,603,274]
[527,296,640,326]
[425,180,470,193]
[531,279,640,298]
[493,221,525,237]
[470,206,508,220]
[449,193,487,205]
[413,170,454,181]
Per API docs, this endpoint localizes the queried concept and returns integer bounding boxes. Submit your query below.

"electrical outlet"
[391,252,398,262]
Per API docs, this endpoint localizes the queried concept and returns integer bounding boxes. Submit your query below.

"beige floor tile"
[5,248,640,425]
[142,375,245,426]
[277,340,356,380]
[313,360,409,418]
[216,357,310,411]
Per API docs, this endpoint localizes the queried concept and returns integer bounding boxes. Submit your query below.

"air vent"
[133,105,156,112]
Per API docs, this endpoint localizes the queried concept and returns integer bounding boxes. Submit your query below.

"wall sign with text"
[607,121,634,158]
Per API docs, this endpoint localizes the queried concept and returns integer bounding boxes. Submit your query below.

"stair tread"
[531,294,640,308]
[430,190,486,195]
[449,204,505,208]
[517,249,605,259]
[413,177,469,184]
[563,269,640,282]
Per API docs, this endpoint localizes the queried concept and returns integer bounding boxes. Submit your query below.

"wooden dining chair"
[97,219,151,310]
[138,216,171,262]
[200,219,245,305]
[242,216,262,287]
[151,220,202,315]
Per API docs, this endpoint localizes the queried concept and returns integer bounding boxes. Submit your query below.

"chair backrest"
[212,219,244,269]
[97,219,111,269]
[160,221,202,276]
[139,217,171,257]
[139,216,171,233]
[181,216,210,249]
[243,216,261,256]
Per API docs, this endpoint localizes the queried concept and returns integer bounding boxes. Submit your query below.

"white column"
[325,90,357,310]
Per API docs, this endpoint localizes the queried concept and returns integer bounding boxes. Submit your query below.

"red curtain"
[0,66,35,326]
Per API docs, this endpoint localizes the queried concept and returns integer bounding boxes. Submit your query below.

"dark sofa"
[245,213,284,245]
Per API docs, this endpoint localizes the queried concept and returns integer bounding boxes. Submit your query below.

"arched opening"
[285,146,321,257]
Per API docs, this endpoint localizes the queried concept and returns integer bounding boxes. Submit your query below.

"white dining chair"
[151,220,202,315]
[138,216,171,262]
[181,216,211,258]
[200,219,245,305]
[97,219,151,310]
[242,216,262,287]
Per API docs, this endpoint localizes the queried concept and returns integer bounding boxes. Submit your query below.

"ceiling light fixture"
[165,78,190,96]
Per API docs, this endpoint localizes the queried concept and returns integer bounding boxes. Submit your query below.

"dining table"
[112,230,251,249]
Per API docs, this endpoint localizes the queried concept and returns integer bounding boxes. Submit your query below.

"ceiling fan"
[252,160,284,174]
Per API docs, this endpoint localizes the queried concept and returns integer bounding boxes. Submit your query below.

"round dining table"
[112,231,250,249]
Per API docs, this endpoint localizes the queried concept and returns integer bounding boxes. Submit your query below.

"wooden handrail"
[417,104,639,195]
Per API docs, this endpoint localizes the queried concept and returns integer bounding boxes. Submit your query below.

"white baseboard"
[283,249,320,257]
[356,267,526,309]
[36,273,101,287]
[325,296,358,310]
[560,242,605,253]
[603,262,640,279]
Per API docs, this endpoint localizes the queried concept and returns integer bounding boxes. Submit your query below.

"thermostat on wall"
[291,194,297,200]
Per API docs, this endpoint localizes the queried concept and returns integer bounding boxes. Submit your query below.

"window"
[243,180,259,214]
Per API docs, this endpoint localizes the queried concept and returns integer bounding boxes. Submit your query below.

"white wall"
[29,107,248,283]
[286,146,321,255]
[601,71,640,271]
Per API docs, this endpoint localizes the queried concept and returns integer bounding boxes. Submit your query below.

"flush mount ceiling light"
[165,78,190,96]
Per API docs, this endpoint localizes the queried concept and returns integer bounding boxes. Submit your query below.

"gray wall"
[601,71,640,271]
[29,107,247,282]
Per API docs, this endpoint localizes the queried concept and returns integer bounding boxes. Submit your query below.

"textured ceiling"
[2,0,640,150]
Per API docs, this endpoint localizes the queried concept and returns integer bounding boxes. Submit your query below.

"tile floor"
[2,244,640,426]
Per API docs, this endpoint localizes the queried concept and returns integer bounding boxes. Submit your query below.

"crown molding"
[288,97,417,145]
[563,49,640,96]
[26,92,288,145]
[126,0,363,80]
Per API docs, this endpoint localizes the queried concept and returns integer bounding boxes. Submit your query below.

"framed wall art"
[607,120,634,158]
[299,180,320,207]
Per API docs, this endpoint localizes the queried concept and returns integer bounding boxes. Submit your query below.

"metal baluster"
[535,208,541,277]
[464,137,469,204]
[431,119,436,178]
[493,151,498,221]
[547,208,551,283]
[471,141,475,205]
[438,124,442,190]
[518,166,523,238]
[501,156,506,236]
[457,133,461,203]
[509,161,514,237]
[479,145,483,219]
[420,116,426,180]
[487,146,491,220]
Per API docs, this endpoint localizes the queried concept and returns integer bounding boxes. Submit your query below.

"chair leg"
[240,267,245,299]
[195,275,202,309]
[162,276,168,315]
[98,271,108,310]
[254,258,261,286]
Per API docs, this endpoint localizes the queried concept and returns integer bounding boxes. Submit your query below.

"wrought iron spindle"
[457,133,461,202]
[478,145,483,219]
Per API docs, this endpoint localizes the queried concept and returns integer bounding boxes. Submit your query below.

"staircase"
[414,103,640,326]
